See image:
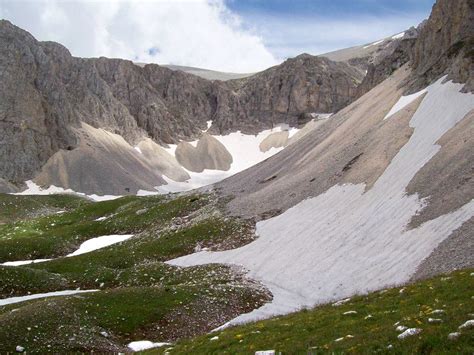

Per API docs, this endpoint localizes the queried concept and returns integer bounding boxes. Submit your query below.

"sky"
[0,0,435,73]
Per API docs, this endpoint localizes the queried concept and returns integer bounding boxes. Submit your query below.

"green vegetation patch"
[0,192,269,353]
[0,193,89,224]
[154,269,474,354]
[0,193,209,262]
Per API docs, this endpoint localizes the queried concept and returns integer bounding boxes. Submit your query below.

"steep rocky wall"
[410,0,473,92]
[0,20,363,185]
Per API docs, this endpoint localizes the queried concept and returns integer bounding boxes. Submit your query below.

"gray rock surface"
[259,131,289,153]
[411,217,473,281]
[0,20,363,186]
[175,134,232,173]
[33,123,187,195]
[409,0,474,92]
[0,178,18,193]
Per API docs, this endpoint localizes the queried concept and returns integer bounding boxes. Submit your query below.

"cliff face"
[0,20,363,185]
[410,0,474,91]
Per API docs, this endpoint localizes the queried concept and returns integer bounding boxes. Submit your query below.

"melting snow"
[168,78,474,327]
[384,88,428,120]
[2,259,51,266]
[0,289,98,307]
[363,39,384,49]
[2,235,133,266]
[392,32,405,40]
[128,340,171,351]
[15,181,121,202]
[66,234,133,257]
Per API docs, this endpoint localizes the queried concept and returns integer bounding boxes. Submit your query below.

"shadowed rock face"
[0,20,363,186]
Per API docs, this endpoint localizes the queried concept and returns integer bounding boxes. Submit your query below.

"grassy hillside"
[0,193,89,224]
[0,193,472,353]
[153,269,474,354]
[0,193,268,353]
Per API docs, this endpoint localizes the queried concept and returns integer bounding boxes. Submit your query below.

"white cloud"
[0,0,279,73]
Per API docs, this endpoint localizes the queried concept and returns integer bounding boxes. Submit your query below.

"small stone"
[430,309,445,315]
[100,331,109,337]
[387,344,393,349]
[343,310,357,315]
[397,328,422,339]
[364,314,373,320]
[255,351,275,355]
[210,336,219,341]
[428,318,442,324]
[448,332,461,340]
[16,346,25,353]
[396,325,407,332]
[332,298,350,306]
[458,320,474,330]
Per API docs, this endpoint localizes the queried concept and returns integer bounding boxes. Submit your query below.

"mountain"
[170,0,474,325]
[0,20,363,193]
[0,0,473,352]
[139,63,255,81]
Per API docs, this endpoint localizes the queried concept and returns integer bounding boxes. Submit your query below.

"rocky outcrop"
[259,131,289,153]
[33,123,189,195]
[356,28,419,97]
[175,134,232,173]
[410,0,474,92]
[210,54,363,134]
[0,20,363,187]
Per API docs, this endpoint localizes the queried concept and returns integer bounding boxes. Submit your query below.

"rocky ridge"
[0,20,363,187]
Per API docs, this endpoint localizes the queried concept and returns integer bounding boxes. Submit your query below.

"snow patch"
[363,39,384,49]
[128,340,170,351]
[392,32,405,39]
[2,235,133,266]
[15,181,121,202]
[384,88,427,120]
[2,259,51,266]
[66,234,134,257]
[0,290,98,307]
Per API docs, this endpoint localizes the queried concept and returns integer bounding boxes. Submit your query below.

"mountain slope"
[169,0,474,327]
[0,20,362,190]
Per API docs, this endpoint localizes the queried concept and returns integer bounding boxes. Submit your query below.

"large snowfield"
[168,78,474,327]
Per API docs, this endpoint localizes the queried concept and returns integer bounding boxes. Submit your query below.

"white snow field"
[155,124,297,193]
[168,78,474,327]
[0,290,98,307]
[1,234,134,266]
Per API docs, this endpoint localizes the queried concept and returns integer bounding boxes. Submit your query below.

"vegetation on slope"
[0,192,268,353]
[153,269,474,354]
[0,193,89,224]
